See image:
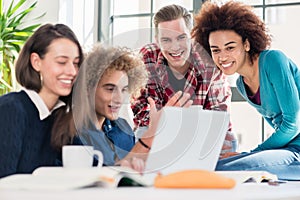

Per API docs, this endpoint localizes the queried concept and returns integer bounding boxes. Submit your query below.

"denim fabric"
[74,118,135,166]
[216,146,300,180]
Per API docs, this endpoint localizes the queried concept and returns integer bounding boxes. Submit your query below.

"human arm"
[253,50,300,151]
[219,152,240,159]
[202,70,232,112]
[202,69,238,154]
[131,87,156,128]
[0,97,26,178]
[131,43,168,128]
[118,92,193,172]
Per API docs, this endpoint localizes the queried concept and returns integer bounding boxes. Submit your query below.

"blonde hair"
[71,44,148,136]
[84,44,148,98]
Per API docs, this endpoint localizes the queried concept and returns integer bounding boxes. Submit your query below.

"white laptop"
[144,106,229,176]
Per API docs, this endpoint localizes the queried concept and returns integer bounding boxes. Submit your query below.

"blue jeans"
[215,146,300,180]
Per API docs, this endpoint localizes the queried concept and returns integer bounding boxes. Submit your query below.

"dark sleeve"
[0,98,27,178]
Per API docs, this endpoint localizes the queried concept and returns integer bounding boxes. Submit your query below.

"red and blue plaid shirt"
[131,43,237,153]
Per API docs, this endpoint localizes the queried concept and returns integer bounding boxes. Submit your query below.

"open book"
[0,166,151,190]
[215,171,278,184]
[0,167,279,190]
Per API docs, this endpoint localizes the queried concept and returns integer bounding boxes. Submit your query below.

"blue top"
[0,91,60,178]
[74,118,135,166]
[237,50,300,151]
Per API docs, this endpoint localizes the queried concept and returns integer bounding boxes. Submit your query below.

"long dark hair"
[15,23,84,150]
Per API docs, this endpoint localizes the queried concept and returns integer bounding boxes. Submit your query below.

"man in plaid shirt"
[131,4,237,156]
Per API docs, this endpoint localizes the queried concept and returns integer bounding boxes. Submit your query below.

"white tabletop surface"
[1,182,300,200]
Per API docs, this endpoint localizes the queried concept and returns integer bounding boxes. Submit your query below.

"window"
[59,0,97,50]
[100,0,300,151]
[100,0,197,49]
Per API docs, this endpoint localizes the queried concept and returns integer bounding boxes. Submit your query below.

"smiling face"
[31,38,80,102]
[95,69,129,124]
[209,30,250,75]
[156,17,192,74]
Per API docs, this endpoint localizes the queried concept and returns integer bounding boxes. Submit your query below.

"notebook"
[144,106,229,176]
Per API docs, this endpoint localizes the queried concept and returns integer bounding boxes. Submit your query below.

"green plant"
[0,0,44,95]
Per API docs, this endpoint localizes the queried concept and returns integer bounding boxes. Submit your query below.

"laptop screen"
[144,106,229,175]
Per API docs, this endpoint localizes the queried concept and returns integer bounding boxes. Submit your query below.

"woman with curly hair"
[70,44,192,172]
[192,1,300,180]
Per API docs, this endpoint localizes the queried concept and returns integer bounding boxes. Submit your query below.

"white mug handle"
[93,150,103,167]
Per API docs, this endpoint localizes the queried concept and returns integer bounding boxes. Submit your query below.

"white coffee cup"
[62,145,103,168]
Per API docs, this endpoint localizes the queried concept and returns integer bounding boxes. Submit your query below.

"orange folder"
[154,169,236,189]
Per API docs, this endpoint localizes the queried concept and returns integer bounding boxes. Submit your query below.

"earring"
[40,73,43,86]
[245,40,250,51]
[246,46,250,52]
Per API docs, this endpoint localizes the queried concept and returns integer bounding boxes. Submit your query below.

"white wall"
[30,0,60,24]
[3,0,60,25]
[268,6,300,66]
[4,0,97,49]
[231,103,263,152]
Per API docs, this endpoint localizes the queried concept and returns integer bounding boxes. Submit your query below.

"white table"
[1,182,300,200]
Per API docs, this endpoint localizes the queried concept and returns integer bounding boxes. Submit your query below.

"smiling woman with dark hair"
[192,1,300,180]
[0,23,84,178]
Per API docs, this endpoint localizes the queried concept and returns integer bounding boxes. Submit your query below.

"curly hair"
[84,44,148,98]
[69,44,148,142]
[191,1,271,64]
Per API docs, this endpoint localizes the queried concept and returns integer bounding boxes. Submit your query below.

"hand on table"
[219,152,240,159]
[117,157,145,174]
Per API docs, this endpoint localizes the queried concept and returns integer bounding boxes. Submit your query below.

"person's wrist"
[138,138,151,150]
